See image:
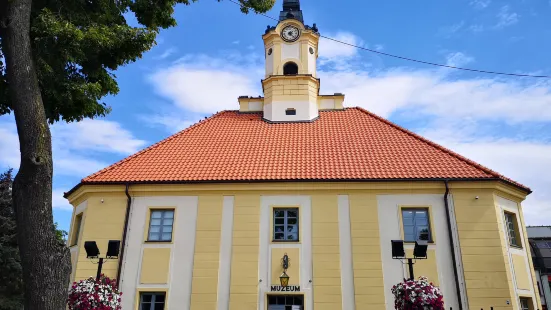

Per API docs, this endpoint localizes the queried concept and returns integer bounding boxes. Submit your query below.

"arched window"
[283,62,298,75]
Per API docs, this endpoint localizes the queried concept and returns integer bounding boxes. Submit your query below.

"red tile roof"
[78,108,529,192]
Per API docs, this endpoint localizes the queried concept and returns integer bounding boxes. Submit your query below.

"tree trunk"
[2,0,72,309]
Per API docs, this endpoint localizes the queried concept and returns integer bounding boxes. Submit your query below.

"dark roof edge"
[63,177,531,199]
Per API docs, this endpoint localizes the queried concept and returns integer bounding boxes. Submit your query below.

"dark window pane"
[402,209,431,242]
[155,294,165,302]
[277,296,285,304]
[142,294,152,302]
[288,218,297,225]
[154,303,165,310]
[275,233,284,240]
[269,296,277,304]
[287,233,297,240]
[275,218,284,225]
[287,210,298,218]
[275,226,284,232]
[274,210,284,217]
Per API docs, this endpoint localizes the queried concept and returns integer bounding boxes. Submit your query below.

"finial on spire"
[279,0,304,23]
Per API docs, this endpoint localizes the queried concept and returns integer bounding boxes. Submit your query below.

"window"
[286,108,297,116]
[147,210,174,242]
[283,62,298,75]
[273,208,299,242]
[268,295,303,310]
[71,213,83,246]
[139,292,166,310]
[519,297,532,310]
[536,241,551,249]
[504,212,521,247]
[402,209,432,242]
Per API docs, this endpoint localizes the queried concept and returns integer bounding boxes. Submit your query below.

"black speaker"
[391,240,405,258]
[84,241,100,258]
[106,240,120,258]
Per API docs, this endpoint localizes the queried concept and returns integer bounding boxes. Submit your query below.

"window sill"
[510,244,523,249]
[145,240,173,244]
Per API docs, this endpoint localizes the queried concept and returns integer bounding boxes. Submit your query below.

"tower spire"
[279,0,304,24]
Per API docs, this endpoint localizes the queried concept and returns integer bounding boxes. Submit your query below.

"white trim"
[541,273,551,306]
[75,200,87,215]
[496,196,537,308]
[259,195,313,310]
[136,284,169,289]
[217,196,234,310]
[119,196,198,310]
[377,194,460,310]
[338,195,355,310]
[170,197,198,310]
[447,194,469,309]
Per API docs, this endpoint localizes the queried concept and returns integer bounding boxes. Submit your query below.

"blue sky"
[1,0,551,231]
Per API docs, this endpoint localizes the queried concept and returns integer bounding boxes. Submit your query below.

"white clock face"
[281,25,300,42]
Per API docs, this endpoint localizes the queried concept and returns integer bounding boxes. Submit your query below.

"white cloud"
[319,32,362,61]
[51,119,146,155]
[445,52,475,67]
[0,116,146,178]
[319,69,551,122]
[470,0,491,9]
[495,5,519,29]
[232,40,240,45]
[155,47,177,60]
[52,189,73,210]
[149,54,262,115]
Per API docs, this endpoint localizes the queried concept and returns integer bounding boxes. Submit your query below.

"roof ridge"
[82,111,231,182]
[351,107,527,189]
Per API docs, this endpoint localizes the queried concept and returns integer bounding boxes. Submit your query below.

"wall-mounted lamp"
[84,240,120,281]
[279,253,290,287]
[390,240,428,280]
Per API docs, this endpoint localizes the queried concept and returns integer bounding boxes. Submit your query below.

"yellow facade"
[229,195,261,310]
[190,195,224,309]
[349,194,386,309]
[140,248,171,284]
[67,181,540,310]
[311,194,342,310]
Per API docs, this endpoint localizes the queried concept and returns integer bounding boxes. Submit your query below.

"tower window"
[286,108,297,116]
[283,62,298,75]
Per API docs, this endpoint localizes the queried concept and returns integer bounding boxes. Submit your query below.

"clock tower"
[238,0,345,122]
